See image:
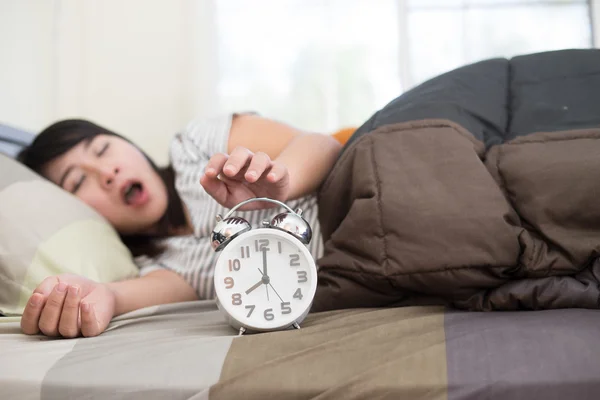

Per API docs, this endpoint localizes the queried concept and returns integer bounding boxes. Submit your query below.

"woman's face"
[43,134,168,235]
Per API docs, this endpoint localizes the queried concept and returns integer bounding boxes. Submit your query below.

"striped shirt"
[136,114,323,300]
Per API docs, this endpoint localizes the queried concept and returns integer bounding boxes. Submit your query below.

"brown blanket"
[313,119,600,312]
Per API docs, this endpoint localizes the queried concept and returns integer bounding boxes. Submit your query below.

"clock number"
[232,293,242,306]
[264,308,274,321]
[228,259,241,272]
[289,254,300,267]
[245,305,255,317]
[293,288,303,301]
[281,302,292,315]
[240,246,250,259]
[224,277,234,289]
[297,271,307,283]
[278,241,282,254]
[254,239,270,252]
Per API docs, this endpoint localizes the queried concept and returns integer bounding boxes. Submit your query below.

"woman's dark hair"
[17,119,187,258]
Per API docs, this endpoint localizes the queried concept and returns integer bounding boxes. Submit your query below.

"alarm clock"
[211,197,317,335]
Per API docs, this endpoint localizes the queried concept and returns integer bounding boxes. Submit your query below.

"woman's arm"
[21,269,197,338]
[107,269,198,316]
[227,114,342,200]
[272,133,341,200]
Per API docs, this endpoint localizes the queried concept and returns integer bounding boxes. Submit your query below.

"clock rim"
[213,228,318,331]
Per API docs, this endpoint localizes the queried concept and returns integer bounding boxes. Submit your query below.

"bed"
[2,301,600,399]
[2,49,600,399]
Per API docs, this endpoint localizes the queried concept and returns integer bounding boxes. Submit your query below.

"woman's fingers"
[21,276,60,335]
[20,293,46,335]
[205,148,277,184]
[80,303,101,338]
[34,276,60,296]
[204,153,228,178]
[266,161,288,183]
[58,286,81,338]
[200,173,229,205]
[223,147,252,177]
[245,152,272,183]
[38,282,68,337]
[201,147,291,209]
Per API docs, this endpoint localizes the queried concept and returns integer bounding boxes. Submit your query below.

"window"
[406,0,593,87]
[215,0,593,132]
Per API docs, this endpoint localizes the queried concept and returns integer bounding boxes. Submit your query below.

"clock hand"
[245,279,263,295]
[256,268,271,302]
[256,268,270,283]
[256,266,284,303]
[262,248,268,277]
[266,283,270,302]
[268,283,285,303]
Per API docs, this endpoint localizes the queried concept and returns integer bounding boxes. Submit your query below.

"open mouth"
[122,181,147,206]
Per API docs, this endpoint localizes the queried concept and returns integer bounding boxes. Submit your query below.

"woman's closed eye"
[97,142,109,156]
[72,174,87,194]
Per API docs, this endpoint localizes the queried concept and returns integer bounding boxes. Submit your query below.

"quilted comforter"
[313,49,600,312]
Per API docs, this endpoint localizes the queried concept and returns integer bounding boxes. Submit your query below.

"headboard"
[0,123,34,158]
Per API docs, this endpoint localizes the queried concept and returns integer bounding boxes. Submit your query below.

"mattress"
[1,301,599,399]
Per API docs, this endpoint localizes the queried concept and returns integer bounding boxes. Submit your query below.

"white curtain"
[0,0,596,164]
[214,0,594,133]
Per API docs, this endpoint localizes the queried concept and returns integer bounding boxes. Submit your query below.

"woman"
[17,113,342,338]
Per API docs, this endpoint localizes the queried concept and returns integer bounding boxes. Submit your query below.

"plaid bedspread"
[1,301,599,399]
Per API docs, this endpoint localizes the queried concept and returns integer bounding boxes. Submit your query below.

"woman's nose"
[101,167,120,187]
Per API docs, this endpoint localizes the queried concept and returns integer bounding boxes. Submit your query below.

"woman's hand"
[21,274,116,338]
[200,146,291,210]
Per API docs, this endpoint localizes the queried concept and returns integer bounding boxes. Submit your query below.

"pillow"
[331,127,356,145]
[0,123,34,158]
[0,154,139,316]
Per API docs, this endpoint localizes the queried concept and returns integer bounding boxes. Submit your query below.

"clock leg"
[293,322,301,330]
[238,327,246,336]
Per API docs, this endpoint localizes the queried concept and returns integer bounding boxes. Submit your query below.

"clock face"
[213,228,317,331]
